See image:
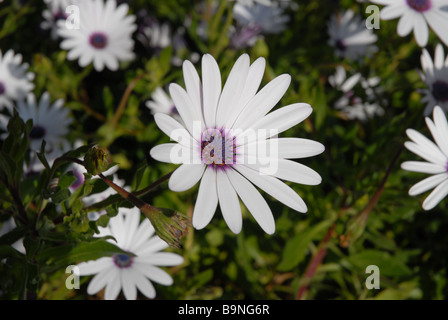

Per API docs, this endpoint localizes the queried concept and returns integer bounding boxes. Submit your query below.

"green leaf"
[0,225,27,246]
[278,220,332,271]
[344,250,413,277]
[38,238,134,267]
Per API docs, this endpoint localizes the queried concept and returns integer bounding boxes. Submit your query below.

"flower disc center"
[113,253,134,268]
[89,32,108,49]
[0,82,5,95]
[53,11,68,21]
[29,125,46,140]
[406,0,432,12]
[201,129,236,167]
[335,39,346,52]
[432,80,448,102]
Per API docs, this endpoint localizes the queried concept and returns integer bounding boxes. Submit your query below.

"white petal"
[409,172,448,196]
[139,252,184,266]
[121,269,137,300]
[182,60,203,113]
[380,3,405,20]
[103,268,121,300]
[242,138,325,159]
[425,9,448,47]
[226,168,275,234]
[422,179,448,210]
[87,266,116,296]
[169,83,203,140]
[404,141,446,166]
[154,113,193,147]
[192,166,218,229]
[406,128,447,164]
[202,54,222,128]
[413,14,429,47]
[215,54,250,128]
[77,258,112,276]
[433,106,448,156]
[401,161,446,174]
[134,263,173,286]
[397,11,415,37]
[134,273,156,299]
[225,57,266,128]
[236,103,312,145]
[168,164,205,192]
[234,165,307,213]
[233,74,291,131]
[217,170,242,234]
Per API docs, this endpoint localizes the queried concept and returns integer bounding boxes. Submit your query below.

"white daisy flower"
[327,10,378,61]
[233,1,290,34]
[419,43,448,115]
[0,49,35,111]
[149,53,325,234]
[44,0,78,12]
[145,87,182,123]
[329,66,384,121]
[41,0,79,40]
[402,106,448,210]
[57,0,137,71]
[0,92,73,173]
[370,0,448,47]
[77,207,184,300]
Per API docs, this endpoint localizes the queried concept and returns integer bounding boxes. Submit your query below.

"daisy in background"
[145,87,182,123]
[77,207,184,300]
[329,66,385,121]
[57,0,137,71]
[41,0,79,40]
[402,106,448,210]
[370,0,448,47]
[150,53,324,235]
[0,92,73,173]
[233,1,290,34]
[0,49,34,112]
[327,10,378,61]
[419,43,448,115]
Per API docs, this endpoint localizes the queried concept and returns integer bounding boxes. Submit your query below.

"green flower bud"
[83,145,112,176]
[141,205,191,249]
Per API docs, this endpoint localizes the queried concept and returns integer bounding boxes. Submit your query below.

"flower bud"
[141,205,191,249]
[83,145,112,176]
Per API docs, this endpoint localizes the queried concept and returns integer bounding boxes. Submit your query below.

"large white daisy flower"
[77,207,184,300]
[57,0,137,71]
[0,49,35,111]
[150,53,325,235]
[402,106,448,210]
[370,0,448,47]
[327,10,378,61]
[233,1,290,34]
[420,43,448,115]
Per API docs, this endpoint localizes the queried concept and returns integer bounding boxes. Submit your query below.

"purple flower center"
[113,253,133,268]
[70,169,85,191]
[406,0,432,12]
[432,80,448,102]
[201,129,236,168]
[0,82,5,95]
[170,105,179,115]
[89,32,108,49]
[335,39,346,52]
[29,125,46,139]
[53,10,68,21]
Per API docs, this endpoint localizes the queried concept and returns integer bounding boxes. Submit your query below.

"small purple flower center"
[0,82,5,95]
[53,10,68,21]
[89,32,108,49]
[170,105,179,115]
[200,129,236,168]
[29,125,46,139]
[406,0,432,12]
[335,39,346,52]
[70,169,85,190]
[113,253,133,268]
[432,80,448,102]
